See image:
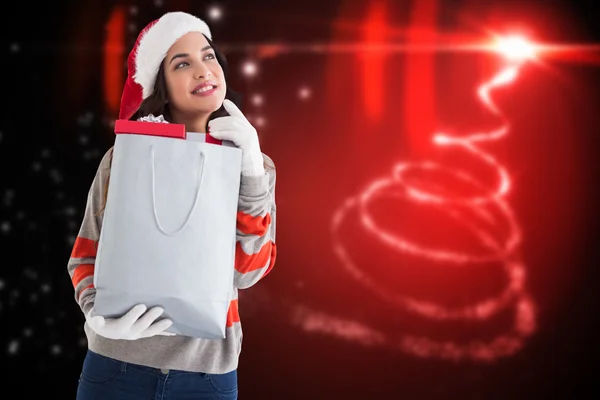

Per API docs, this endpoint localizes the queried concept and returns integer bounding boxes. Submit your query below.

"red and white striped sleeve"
[67,148,113,315]
[233,153,277,289]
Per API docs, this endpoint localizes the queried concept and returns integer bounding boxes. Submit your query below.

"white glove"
[208,99,265,177]
[86,304,175,340]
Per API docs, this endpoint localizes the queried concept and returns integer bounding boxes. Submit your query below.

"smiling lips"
[192,82,217,96]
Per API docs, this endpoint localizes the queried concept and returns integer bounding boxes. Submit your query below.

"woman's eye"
[204,53,216,60]
[175,61,189,69]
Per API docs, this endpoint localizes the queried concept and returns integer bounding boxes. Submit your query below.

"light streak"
[220,40,600,61]
[295,36,542,362]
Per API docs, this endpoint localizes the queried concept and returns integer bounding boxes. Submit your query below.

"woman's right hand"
[86,304,175,340]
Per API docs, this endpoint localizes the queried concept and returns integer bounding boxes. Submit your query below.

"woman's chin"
[192,98,224,113]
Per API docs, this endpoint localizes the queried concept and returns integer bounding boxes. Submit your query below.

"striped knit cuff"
[80,294,96,316]
[239,172,269,197]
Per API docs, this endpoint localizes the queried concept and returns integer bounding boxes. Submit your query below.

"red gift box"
[114,120,223,145]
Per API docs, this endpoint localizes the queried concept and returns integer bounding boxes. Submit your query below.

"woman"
[67,11,277,399]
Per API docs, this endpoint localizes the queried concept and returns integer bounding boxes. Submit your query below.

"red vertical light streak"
[103,6,126,117]
[403,0,438,158]
[359,1,387,121]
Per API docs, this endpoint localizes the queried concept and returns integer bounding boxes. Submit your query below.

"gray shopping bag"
[93,120,242,339]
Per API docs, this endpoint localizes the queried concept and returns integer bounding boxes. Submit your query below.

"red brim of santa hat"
[119,11,212,120]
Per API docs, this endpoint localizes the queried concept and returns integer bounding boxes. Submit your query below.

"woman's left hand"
[208,99,265,177]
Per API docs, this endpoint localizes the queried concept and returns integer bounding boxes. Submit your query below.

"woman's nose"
[195,66,211,79]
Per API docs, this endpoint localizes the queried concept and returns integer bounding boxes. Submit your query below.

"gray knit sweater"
[67,146,277,373]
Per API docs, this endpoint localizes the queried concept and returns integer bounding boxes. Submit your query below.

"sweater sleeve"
[67,148,113,315]
[233,153,277,289]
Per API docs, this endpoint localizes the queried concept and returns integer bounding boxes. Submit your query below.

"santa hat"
[119,11,212,120]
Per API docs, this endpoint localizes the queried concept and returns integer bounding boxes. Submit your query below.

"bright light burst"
[494,35,536,62]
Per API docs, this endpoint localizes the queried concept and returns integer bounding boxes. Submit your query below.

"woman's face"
[163,32,226,118]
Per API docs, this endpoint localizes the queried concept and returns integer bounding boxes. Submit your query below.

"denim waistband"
[87,349,212,378]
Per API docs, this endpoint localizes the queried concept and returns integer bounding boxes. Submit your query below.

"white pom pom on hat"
[119,11,212,120]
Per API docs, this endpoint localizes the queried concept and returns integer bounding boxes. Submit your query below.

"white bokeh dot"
[254,117,266,127]
[64,206,77,216]
[50,169,63,184]
[23,267,38,280]
[242,61,258,77]
[299,86,312,100]
[77,112,93,127]
[208,6,222,21]
[7,339,19,355]
[3,189,14,206]
[251,94,264,106]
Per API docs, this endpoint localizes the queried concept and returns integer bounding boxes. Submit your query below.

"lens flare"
[494,35,536,62]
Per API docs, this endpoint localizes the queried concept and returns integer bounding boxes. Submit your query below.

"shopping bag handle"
[150,144,205,236]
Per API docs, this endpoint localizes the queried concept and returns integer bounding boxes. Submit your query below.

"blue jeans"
[76,349,238,399]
